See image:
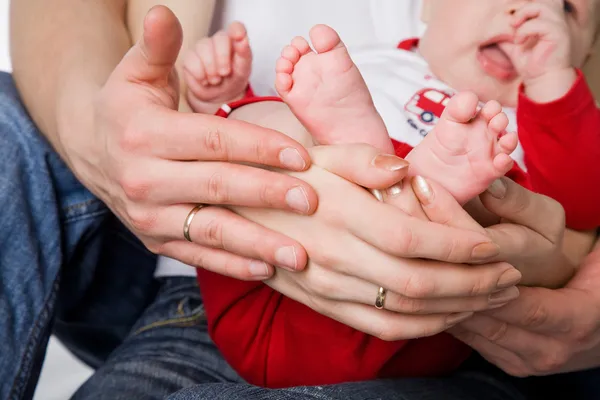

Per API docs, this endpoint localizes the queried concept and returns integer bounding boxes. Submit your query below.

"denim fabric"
[71,277,242,400]
[0,71,158,400]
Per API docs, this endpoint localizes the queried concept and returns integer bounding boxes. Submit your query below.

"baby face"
[419,0,598,106]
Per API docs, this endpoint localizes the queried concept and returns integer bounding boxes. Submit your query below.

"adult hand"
[68,7,320,279]
[449,243,600,376]
[233,144,523,341]
[437,177,572,288]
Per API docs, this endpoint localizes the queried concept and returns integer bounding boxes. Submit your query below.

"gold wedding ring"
[375,286,387,310]
[183,204,206,242]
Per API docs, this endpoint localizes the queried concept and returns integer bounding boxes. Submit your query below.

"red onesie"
[197,45,600,388]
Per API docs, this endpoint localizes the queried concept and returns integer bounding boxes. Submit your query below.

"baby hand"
[510,0,576,101]
[183,21,253,114]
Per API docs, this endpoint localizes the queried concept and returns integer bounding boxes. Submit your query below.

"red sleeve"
[517,69,600,230]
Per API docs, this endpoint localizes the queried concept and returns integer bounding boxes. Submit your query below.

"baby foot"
[183,21,252,114]
[275,24,394,153]
[406,92,518,204]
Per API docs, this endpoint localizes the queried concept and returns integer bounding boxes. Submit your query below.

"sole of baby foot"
[406,92,517,204]
[184,21,253,114]
[275,24,393,153]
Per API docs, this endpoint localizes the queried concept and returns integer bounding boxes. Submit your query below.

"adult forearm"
[10,0,130,166]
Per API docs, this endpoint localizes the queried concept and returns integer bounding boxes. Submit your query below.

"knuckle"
[119,171,151,202]
[485,321,509,343]
[309,274,338,299]
[201,217,225,249]
[401,273,437,299]
[258,181,280,208]
[534,346,569,373]
[189,251,208,269]
[204,126,229,159]
[392,295,427,314]
[395,227,419,255]
[119,124,146,153]
[127,207,157,234]
[206,172,230,204]
[522,301,550,328]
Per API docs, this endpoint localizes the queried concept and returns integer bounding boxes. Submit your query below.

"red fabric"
[517,69,600,229]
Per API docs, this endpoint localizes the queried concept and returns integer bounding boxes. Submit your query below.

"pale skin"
[10,0,600,377]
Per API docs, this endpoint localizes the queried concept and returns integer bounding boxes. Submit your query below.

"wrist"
[55,77,104,187]
[523,68,577,103]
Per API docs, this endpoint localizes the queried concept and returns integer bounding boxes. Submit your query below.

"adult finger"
[309,144,409,190]
[265,276,474,340]
[449,325,532,377]
[305,230,521,299]
[324,272,520,313]
[159,241,275,281]
[482,286,592,335]
[343,200,502,264]
[133,108,312,171]
[451,314,561,366]
[481,177,566,243]
[411,176,487,233]
[120,159,318,214]
[115,6,182,88]
[155,205,308,272]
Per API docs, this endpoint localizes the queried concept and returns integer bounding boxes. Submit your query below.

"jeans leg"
[167,375,524,400]
[167,353,525,400]
[0,72,158,400]
[72,277,242,400]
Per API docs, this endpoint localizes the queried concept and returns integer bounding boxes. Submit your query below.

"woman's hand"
[449,242,600,376]
[67,7,322,279]
[233,144,523,341]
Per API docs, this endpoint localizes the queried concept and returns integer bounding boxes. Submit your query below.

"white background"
[0,1,93,398]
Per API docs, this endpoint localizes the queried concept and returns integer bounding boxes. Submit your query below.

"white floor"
[1,1,93,399]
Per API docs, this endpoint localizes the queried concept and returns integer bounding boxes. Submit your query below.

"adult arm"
[10,4,318,279]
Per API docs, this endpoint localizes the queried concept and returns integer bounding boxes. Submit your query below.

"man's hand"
[59,7,321,279]
[449,243,600,376]
[509,0,577,102]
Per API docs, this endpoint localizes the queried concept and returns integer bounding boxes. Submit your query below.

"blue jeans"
[0,70,599,400]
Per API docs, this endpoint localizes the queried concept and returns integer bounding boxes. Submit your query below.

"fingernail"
[470,242,500,261]
[371,154,410,172]
[220,67,231,75]
[386,182,403,197]
[279,147,307,170]
[249,261,271,278]
[496,269,522,289]
[286,186,310,213]
[371,188,384,202]
[412,176,434,205]
[488,286,520,305]
[487,179,507,199]
[446,312,474,327]
[275,246,298,271]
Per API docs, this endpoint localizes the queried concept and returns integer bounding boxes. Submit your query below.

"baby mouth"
[477,42,517,80]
